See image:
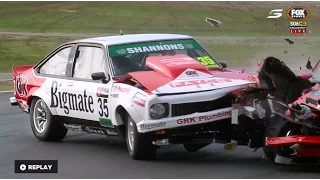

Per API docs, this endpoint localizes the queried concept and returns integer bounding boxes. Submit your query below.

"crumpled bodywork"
[258,56,314,104]
[239,56,320,164]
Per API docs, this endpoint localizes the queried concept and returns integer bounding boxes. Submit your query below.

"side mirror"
[219,61,227,68]
[91,72,110,84]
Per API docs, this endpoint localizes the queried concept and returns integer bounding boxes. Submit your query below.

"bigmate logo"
[50,80,95,114]
[50,81,110,118]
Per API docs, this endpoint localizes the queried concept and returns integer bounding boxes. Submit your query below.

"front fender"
[109,84,149,126]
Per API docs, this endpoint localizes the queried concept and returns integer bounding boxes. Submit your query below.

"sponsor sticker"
[16,75,28,97]
[50,81,95,114]
[15,160,58,173]
[112,86,131,93]
[140,122,167,131]
[108,39,203,57]
[84,126,105,135]
[176,111,232,125]
[64,123,109,135]
[96,87,109,98]
[185,70,198,77]
[106,129,118,136]
[99,118,113,127]
[64,124,82,131]
[132,93,146,107]
[196,56,219,68]
[169,78,232,88]
[126,44,185,54]
[110,94,119,98]
[50,80,110,119]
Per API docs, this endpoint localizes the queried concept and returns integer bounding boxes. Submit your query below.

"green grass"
[0,2,320,36]
[0,35,74,72]
[201,37,320,67]
[0,81,13,91]
[1,34,320,73]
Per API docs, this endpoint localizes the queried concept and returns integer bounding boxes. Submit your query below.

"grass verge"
[1,34,320,73]
[0,35,74,72]
[0,2,319,36]
[0,81,13,91]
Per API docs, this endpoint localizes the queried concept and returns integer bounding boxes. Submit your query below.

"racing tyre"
[126,115,157,160]
[30,98,68,142]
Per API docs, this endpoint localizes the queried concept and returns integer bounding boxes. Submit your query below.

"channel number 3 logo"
[267,9,283,19]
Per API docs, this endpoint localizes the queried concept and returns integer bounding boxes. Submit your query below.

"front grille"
[171,95,232,117]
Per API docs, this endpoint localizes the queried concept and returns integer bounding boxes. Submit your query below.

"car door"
[64,44,113,125]
[35,44,77,116]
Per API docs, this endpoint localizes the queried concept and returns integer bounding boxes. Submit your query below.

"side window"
[39,47,71,76]
[73,46,106,80]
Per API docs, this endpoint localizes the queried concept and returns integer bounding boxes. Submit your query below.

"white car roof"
[77,34,193,46]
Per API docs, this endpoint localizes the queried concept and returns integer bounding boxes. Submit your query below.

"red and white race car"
[10,34,260,160]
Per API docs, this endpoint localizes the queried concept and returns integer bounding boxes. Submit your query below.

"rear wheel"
[126,115,157,160]
[30,98,68,142]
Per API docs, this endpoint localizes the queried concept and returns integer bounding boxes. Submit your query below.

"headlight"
[149,103,169,119]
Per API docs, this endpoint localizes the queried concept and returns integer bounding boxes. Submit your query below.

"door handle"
[67,82,74,87]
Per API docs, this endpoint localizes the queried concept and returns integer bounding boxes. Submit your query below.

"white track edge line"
[0,90,14,93]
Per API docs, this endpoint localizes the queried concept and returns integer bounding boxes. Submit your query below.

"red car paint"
[12,66,45,111]
[266,136,320,146]
[12,55,259,112]
[295,149,320,157]
[266,136,320,157]
[145,54,211,79]
[120,55,258,92]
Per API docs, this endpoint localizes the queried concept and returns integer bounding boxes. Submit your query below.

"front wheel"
[125,115,157,160]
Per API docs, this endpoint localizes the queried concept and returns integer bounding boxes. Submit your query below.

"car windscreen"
[108,39,220,77]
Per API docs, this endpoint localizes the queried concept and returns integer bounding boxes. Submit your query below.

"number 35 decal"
[98,98,109,117]
[197,56,218,68]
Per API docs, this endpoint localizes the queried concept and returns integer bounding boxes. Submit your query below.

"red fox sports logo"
[286,6,310,20]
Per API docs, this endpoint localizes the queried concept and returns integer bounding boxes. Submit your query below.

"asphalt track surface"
[1,92,320,178]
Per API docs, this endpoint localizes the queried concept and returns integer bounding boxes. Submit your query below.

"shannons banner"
[108,39,203,57]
